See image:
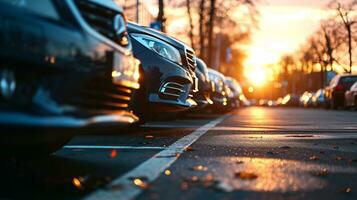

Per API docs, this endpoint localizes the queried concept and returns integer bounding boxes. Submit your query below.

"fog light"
[0,69,16,100]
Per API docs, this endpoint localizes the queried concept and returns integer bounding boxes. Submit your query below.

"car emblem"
[0,69,16,100]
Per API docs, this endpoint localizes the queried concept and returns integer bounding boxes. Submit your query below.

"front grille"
[75,0,126,45]
[66,77,134,113]
[185,49,197,72]
[159,82,186,98]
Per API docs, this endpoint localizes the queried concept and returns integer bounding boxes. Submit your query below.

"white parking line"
[63,145,166,150]
[83,114,230,200]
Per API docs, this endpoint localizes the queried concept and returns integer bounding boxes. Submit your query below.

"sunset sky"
[245,0,331,71]
[143,0,335,82]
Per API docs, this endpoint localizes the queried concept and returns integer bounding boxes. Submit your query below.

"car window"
[351,82,357,90]
[1,0,59,20]
[340,76,357,84]
[329,76,338,87]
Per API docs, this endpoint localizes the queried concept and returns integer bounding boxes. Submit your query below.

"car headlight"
[131,33,182,65]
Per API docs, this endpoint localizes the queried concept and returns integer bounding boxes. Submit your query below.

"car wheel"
[132,77,150,124]
[331,97,338,110]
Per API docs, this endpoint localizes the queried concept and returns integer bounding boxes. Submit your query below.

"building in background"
[114,0,154,26]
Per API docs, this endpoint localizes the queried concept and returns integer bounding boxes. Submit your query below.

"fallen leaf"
[191,165,208,171]
[235,171,258,180]
[191,176,199,182]
[309,155,320,160]
[185,146,195,152]
[181,181,189,190]
[110,150,117,158]
[335,156,344,161]
[164,169,171,176]
[341,187,352,193]
[72,177,84,190]
[145,135,154,139]
[313,168,328,177]
[133,178,149,189]
[236,161,244,164]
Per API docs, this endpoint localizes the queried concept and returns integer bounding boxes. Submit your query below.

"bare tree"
[198,0,206,59]
[207,0,216,67]
[186,0,195,49]
[329,0,357,73]
[157,0,165,32]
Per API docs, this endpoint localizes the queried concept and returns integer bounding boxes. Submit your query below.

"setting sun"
[246,68,267,86]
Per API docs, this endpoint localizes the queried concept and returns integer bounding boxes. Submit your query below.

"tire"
[331,97,338,110]
[132,72,150,124]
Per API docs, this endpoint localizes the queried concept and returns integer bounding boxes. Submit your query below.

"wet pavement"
[1,107,357,200]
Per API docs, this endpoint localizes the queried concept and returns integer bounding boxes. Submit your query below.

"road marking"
[63,145,166,150]
[83,114,230,200]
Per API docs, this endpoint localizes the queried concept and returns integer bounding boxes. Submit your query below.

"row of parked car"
[0,0,246,153]
[261,74,357,109]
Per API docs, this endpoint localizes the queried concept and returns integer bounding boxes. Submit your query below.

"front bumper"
[0,110,138,128]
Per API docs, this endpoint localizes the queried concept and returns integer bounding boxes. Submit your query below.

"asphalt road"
[1,107,357,200]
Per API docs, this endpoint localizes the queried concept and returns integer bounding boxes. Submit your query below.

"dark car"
[0,0,140,152]
[207,69,228,112]
[192,58,213,109]
[311,89,326,108]
[325,74,357,109]
[281,94,300,107]
[345,81,357,109]
[225,77,243,108]
[127,22,197,121]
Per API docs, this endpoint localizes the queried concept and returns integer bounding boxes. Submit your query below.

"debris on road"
[185,146,195,152]
[235,171,258,180]
[312,168,328,177]
[145,135,155,139]
[309,155,320,160]
[191,165,208,171]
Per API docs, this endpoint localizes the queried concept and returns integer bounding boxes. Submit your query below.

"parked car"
[127,22,197,122]
[192,58,213,109]
[311,89,326,108]
[325,74,357,109]
[281,94,300,107]
[299,91,313,107]
[207,69,228,112]
[344,81,357,109]
[0,0,140,152]
[225,77,243,108]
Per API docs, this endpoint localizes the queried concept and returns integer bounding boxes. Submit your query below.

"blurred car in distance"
[225,77,243,108]
[325,74,357,109]
[311,89,326,108]
[208,69,228,112]
[281,94,300,107]
[344,81,357,109]
[299,91,313,107]
[192,58,213,109]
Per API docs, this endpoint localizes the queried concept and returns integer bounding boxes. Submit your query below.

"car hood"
[88,0,123,12]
